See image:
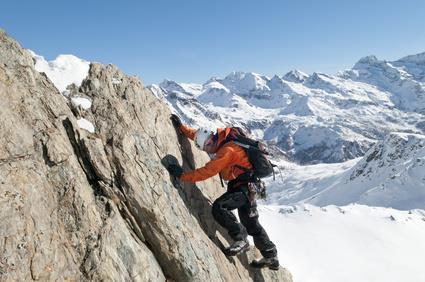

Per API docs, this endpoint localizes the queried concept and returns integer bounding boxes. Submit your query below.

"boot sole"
[250,262,280,271]
[268,264,280,271]
[223,243,249,256]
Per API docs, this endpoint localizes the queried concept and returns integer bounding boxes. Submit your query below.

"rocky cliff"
[0,29,291,281]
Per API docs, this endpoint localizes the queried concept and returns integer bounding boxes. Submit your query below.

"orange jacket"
[179,124,252,183]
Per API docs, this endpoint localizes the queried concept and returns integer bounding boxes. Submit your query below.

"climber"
[168,114,280,270]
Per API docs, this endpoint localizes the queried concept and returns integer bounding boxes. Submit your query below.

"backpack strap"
[271,162,276,181]
[234,165,256,182]
[219,173,225,188]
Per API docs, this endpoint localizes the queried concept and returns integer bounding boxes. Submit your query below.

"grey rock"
[0,29,291,282]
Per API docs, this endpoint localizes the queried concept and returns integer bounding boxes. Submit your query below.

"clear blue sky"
[1,0,425,85]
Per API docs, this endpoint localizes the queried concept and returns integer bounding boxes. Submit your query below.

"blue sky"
[1,0,425,84]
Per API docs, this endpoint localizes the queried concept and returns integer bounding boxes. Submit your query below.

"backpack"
[219,127,276,180]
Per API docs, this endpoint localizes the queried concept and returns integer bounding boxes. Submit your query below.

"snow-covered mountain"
[265,132,425,210]
[344,54,425,113]
[149,53,425,164]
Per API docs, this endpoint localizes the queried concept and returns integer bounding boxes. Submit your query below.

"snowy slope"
[150,53,425,164]
[259,204,425,282]
[266,132,425,210]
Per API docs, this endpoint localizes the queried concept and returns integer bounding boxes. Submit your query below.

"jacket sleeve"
[180,146,234,183]
[179,124,196,140]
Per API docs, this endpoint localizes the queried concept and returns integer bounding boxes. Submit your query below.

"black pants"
[212,180,277,258]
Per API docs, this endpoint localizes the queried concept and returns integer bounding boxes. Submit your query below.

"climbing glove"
[168,164,183,178]
[170,114,182,128]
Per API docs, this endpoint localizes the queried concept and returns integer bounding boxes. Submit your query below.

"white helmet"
[194,127,215,150]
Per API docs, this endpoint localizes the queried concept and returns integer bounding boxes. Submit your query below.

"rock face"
[0,30,291,281]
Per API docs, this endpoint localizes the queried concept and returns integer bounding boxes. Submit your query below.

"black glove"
[170,114,182,128]
[168,164,183,178]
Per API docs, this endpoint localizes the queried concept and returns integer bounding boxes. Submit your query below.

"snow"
[221,71,270,94]
[259,204,425,282]
[197,81,233,106]
[71,97,92,110]
[179,82,203,95]
[112,77,121,85]
[265,158,360,205]
[265,132,425,209]
[76,118,95,133]
[28,50,90,93]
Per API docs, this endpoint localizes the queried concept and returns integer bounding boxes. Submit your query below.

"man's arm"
[170,114,196,140]
[180,146,234,183]
[179,124,196,140]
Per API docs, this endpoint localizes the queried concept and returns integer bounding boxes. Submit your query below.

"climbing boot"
[223,239,249,256]
[250,256,280,270]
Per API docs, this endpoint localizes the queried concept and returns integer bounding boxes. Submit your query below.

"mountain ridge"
[150,52,425,164]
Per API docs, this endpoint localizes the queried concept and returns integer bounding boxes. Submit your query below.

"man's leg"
[238,201,277,259]
[212,190,248,241]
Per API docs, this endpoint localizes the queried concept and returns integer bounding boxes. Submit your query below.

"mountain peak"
[159,79,183,91]
[221,71,270,93]
[356,55,379,65]
[283,69,308,83]
[351,55,390,74]
[158,79,203,96]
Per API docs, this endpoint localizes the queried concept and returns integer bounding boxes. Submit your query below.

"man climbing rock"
[168,114,280,270]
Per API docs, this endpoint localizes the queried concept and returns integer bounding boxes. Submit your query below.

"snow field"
[259,204,425,282]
